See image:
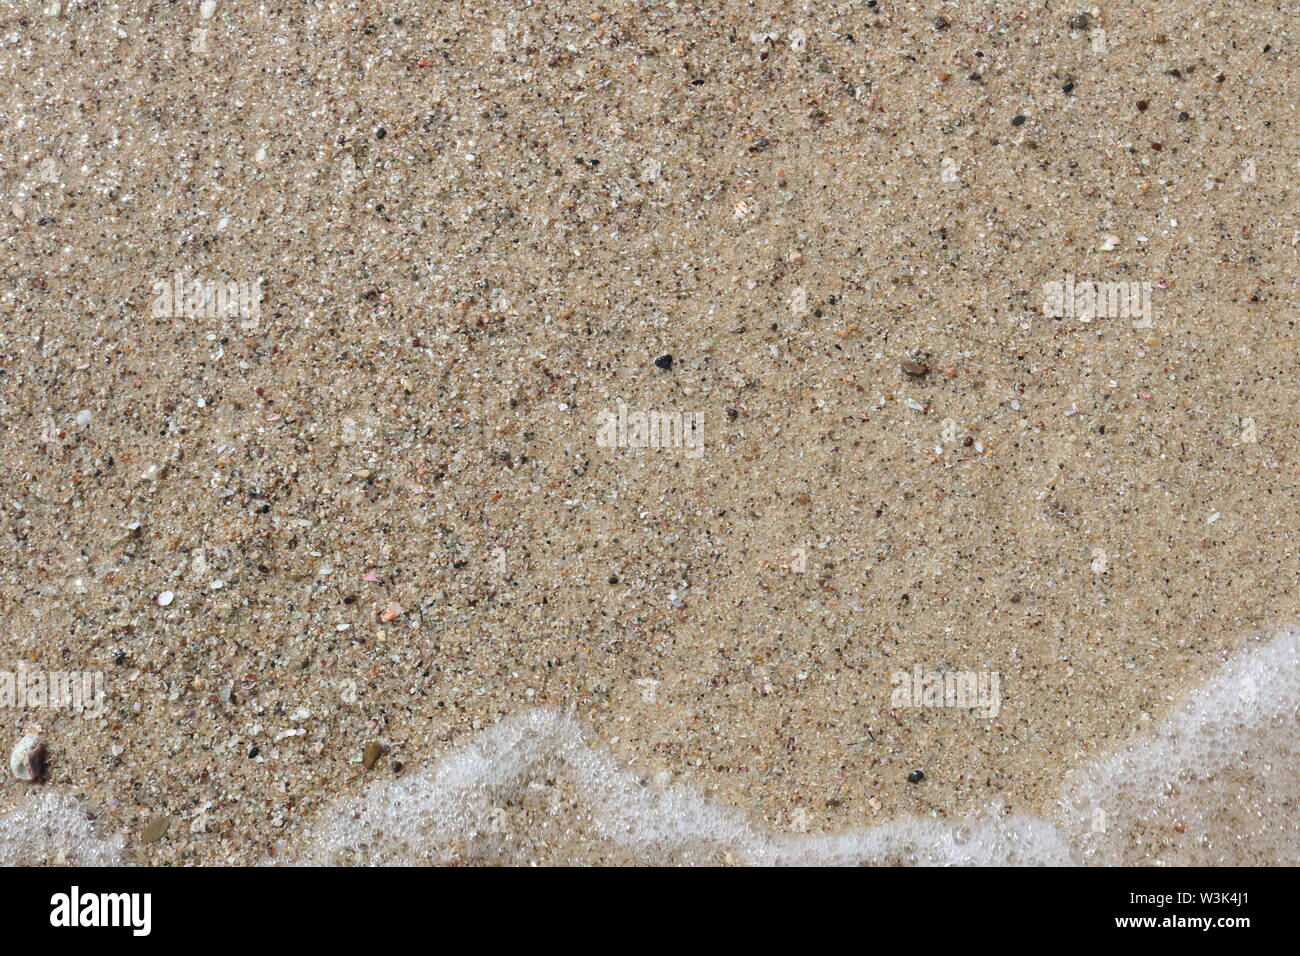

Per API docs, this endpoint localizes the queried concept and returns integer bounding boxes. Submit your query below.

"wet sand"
[0,0,1296,864]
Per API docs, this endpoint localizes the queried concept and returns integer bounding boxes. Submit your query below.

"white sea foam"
[0,790,125,866]
[4,630,1297,866]
[1057,626,1300,865]
[298,707,1074,865]
[300,628,1300,866]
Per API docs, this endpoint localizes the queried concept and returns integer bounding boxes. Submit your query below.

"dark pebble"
[1136,100,1149,111]
[1011,114,1027,126]
[901,359,928,377]
[907,770,925,783]
[962,436,974,447]
[375,127,387,139]
[25,742,46,781]
[654,354,673,370]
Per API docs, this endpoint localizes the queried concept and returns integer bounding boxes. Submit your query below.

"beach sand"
[0,0,1296,864]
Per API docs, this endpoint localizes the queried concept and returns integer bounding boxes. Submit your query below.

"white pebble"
[10,735,44,781]
[157,590,174,606]
[75,409,92,426]
[200,0,217,19]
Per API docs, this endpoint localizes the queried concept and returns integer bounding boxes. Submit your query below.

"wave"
[4,629,1298,865]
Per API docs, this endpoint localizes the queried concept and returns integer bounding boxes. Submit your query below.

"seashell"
[10,734,46,782]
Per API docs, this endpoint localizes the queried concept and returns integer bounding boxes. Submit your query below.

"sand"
[0,0,1296,865]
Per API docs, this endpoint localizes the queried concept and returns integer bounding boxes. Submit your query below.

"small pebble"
[157,590,174,607]
[380,603,401,622]
[901,359,928,377]
[10,735,46,782]
[654,354,673,370]
[141,816,172,843]
[363,741,386,770]
[75,409,92,427]
[907,770,925,783]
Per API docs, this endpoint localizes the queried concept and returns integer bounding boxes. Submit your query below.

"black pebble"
[907,770,925,783]
[1011,114,1027,126]
[608,575,619,584]
[375,127,387,139]
[654,354,673,370]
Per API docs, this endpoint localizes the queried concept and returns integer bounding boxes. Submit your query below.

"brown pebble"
[363,741,386,769]
[962,436,974,447]
[141,815,172,843]
[901,359,928,377]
